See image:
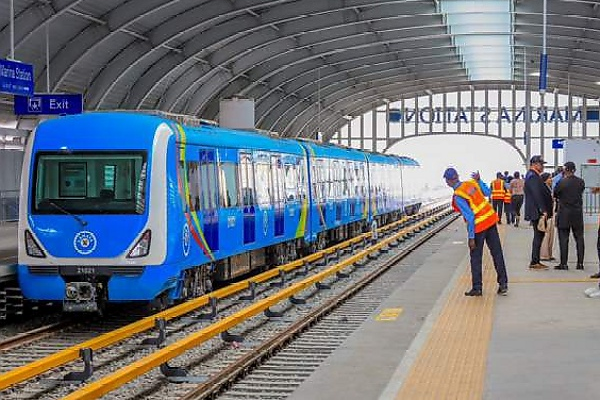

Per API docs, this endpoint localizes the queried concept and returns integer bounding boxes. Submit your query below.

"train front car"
[18,113,169,313]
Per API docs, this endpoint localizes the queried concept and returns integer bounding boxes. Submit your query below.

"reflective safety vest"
[491,179,505,200]
[503,190,512,204]
[452,180,499,233]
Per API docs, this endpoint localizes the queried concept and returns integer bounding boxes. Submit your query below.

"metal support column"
[385,102,390,149]
[484,89,489,135]
[372,109,377,152]
[360,114,365,149]
[568,92,573,138]
[512,85,516,140]
[400,98,405,138]
[471,87,475,134]
[347,119,352,147]
[498,88,502,138]
[554,90,559,168]
[540,94,545,161]
[443,93,447,134]
[583,95,587,138]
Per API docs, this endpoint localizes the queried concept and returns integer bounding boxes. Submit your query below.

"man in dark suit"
[553,161,586,270]
[524,155,553,269]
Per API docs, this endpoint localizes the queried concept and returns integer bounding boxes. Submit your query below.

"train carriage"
[17,112,421,312]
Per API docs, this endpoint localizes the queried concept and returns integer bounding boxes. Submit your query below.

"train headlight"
[25,230,46,258]
[127,230,151,258]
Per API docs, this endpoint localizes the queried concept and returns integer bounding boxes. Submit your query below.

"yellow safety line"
[396,231,503,399]
[0,208,444,391]
[63,217,441,400]
[510,278,596,283]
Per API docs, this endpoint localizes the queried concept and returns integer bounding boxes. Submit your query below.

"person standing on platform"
[490,172,506,223]
[524,155,553,269]
[503,186,514,225]
[540,173,556,262]
[510,171,525,227]
[553,161,586,270]
[590,215,600,279]
[443,168,508,297]
[552,166,564,191]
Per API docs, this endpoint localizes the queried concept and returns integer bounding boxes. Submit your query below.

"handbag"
[537,215,548,232]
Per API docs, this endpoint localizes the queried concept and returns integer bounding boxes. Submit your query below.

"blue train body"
[17,113,421,312]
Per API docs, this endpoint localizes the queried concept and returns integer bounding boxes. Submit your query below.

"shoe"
[497,286,508,296]
[464,288,483,296]
[529,263,549,270]
[554,264,568,270]
[576,264,584,270]
[590,272,600,279]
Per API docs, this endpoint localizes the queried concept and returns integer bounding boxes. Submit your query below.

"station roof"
[1,0,599,140]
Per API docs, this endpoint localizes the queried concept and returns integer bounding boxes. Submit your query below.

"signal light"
[25,230,46,258]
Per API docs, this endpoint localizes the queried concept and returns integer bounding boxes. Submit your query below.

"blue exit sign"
[14,93,83,115]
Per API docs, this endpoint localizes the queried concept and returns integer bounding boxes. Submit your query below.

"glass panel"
[219,163,238,208]
[34,152,146,214]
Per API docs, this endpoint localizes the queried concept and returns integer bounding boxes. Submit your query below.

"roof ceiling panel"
[2,0,600,137]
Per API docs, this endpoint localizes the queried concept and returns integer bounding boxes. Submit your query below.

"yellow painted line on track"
[395,228,506,400]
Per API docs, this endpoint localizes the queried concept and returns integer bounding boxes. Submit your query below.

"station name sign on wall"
[388,107,598,124]
[0,59,34,96]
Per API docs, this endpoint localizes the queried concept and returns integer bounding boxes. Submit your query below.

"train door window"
[187,161,201,211]
[314,159,323,202]
[332,160,339,200]
[284,159,298,202]
[297,159,307,201]
[199,150,217,210]
[239,152,255,206]
[254,158,272,206]
[219,162,238,208]
[271,155,282,205]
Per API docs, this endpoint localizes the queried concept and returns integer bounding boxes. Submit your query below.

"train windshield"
[33,151,148,215]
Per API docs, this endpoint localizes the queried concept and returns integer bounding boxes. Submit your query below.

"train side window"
[297,159,306,200]
[187,161,201,211]
[219,162,238,208]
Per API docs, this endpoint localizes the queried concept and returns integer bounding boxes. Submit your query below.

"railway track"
[0,205,454,399]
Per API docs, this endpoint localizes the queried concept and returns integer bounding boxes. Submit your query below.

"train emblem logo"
[73,231,97,255]
[182,224,191,256]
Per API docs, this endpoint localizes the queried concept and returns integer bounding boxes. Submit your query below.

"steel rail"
[179,210,457,400]
[0,321,73,352]
[62,209,451,400]
[0,207,437,391]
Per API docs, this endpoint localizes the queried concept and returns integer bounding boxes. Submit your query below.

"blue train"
[17,112,421,312]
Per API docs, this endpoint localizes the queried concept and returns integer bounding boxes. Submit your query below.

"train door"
[271,155,285,237]
[239,152,255,244]
[199,149,219,251]
[217,149,242,255]
[333,160,342,222]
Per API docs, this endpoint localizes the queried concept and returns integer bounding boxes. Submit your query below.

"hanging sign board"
[14,93,83,115]
[0,59,34,96]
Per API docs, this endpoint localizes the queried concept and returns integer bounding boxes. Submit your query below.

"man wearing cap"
[524,155,553,269]
[553,161,585,270]
[444,167,508,296]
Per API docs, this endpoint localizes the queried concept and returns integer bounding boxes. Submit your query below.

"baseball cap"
[443,167,459,180]
[530,155,546,164]
[564,161,576,172]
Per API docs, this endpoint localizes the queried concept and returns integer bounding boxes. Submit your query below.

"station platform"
[288,219,600,400]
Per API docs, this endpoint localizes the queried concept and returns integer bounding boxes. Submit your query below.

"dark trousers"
[511,195,524,216]
[492,199,504,220]
[504,203,514,224]
[558,226,585,266]
[597,227,600,263]
[530,219,546,265]
[469,224,508,290]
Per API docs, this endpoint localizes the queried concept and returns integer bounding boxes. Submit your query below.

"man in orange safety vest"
[490,172,506,224]
[444,168,508,297]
